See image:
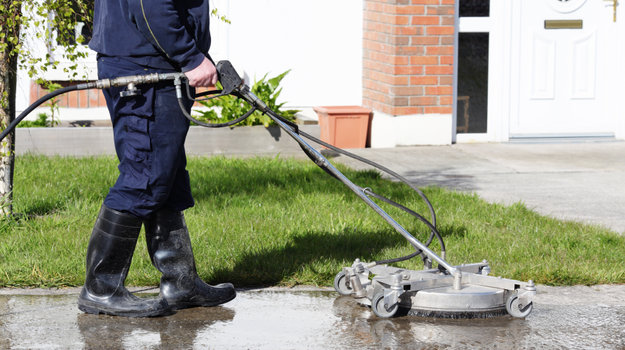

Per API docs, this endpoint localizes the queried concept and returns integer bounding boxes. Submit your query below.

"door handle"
[605,0,618,22]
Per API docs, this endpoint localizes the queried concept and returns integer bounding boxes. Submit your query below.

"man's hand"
[185,57,218,87]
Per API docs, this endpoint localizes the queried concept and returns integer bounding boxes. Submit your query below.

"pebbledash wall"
[16,0,365,126]
[17,0,458,146]
[362,0,455,147]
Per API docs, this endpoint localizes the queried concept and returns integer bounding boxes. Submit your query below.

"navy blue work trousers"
[98,57,195,218]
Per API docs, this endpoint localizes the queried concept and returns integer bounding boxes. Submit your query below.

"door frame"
[453,1,512,143]
[454,0,625,143]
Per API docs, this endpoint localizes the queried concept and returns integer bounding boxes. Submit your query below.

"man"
[78,0,235,317]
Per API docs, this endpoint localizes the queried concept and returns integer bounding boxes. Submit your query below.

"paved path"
[332,142,625,234]
[0,286,624,349]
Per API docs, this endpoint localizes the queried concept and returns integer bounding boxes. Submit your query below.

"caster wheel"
[371,293,398,318]
[506,294,533,318]
[333,271,352,296]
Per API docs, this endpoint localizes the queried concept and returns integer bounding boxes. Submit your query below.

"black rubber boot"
[144,208,236,310]
[78,205,172,317]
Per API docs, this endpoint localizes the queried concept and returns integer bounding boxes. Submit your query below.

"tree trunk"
[0,2,20,217]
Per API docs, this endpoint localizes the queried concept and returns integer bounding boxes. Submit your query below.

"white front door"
[510,0,620,137]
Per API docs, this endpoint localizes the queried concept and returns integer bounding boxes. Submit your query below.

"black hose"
[178,77,444,263]
[177,96,257,128]
[363,188,445,253]
[265,110,445,267]
[299,129,438,228]
[0,85,79,142]
[266,111,438,230]
[193,89,223,99]
[375,250,422,265]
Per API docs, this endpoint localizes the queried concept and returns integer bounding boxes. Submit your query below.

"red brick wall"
[30,81,213,109]
[363,0,455,116]
[30,81,107,108]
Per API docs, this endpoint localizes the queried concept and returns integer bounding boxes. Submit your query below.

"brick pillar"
[363,0,455,145]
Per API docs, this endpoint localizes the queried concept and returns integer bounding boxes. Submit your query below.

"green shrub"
[18,113,55,128]
[193,70,299,127]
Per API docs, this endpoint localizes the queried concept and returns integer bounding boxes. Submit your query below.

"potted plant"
[313,106,372,149]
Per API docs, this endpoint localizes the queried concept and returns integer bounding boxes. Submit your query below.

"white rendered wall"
[370,113,453,147]
[16,0,364,120]
[210,0,363,109]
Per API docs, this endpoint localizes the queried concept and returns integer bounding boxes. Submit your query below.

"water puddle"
[0,289,623,349]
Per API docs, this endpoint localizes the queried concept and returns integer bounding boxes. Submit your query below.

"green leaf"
[193,70,299,127]
[268,70,290,90]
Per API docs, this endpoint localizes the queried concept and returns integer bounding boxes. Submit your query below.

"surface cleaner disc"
[401,285,508,319]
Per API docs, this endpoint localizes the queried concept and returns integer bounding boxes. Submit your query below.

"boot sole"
[170,292,237,310]
[78,300,173,318]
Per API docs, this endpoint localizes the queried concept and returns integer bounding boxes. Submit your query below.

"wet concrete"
[1,286,624,349]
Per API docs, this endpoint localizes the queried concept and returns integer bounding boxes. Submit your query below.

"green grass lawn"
[0,154,624,288]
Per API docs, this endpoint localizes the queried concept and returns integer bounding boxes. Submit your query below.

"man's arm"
[127,0,216,86]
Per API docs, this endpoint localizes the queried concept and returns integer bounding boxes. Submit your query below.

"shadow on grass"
[207,224,469,287]
[437,224,469,239]
[12,200,65,218]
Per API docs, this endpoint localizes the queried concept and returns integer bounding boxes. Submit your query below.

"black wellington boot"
[144,208,236,310]
[78,205,172,317]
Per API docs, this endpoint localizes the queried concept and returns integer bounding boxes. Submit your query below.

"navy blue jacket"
[89,0,211,72]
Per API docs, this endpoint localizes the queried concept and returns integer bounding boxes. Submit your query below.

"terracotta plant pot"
[313,106,372,149]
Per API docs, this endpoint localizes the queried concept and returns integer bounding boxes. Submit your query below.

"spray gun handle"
[215,61,244,95]
[214,60,271,114]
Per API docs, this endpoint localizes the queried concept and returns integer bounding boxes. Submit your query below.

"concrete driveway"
[333,141,625,234]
